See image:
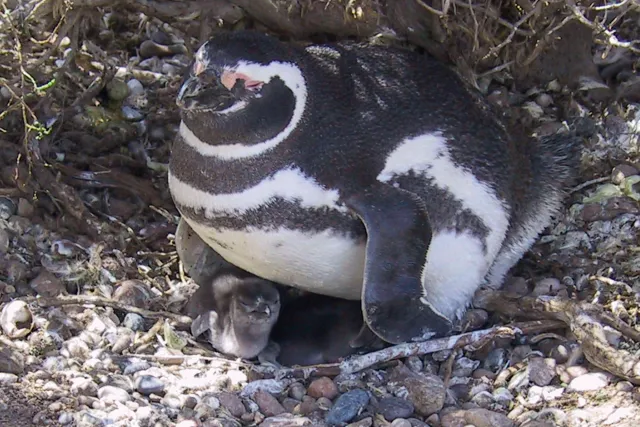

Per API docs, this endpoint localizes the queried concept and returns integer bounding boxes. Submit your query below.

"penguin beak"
[176,71,236,112]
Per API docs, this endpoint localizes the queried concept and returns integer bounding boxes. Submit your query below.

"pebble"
[528,357,557,386]
[217,391,245,417]
[97,385,130,404]
[106,79,129,101]
[377,396,415,421]
[471,391,494,408]
[261,413,312,426]
[121,106,144,121]
[308,377,339,399]
[123,359,151,375]
[535,93,553,108]
[135,375,165,395]
[62,337,90,359]
[483,348,508,372]
[567,372,610,392]
[326,389,370,425]
[465,408,515,427]
[611,164,638,184]
[289,382,307,400]
[58,412,74,424]
[390,419,412,427]
[0,197,17,220]
[531,278,565,296]
[405,356,423,373]
[126,79,144,97]
[317,397,332,410]
[123,313,145,331]
[405,372,446,416]
[492,388,514,406]
[0,300,33,339]
[615,380,634,392]
[112,279,151,309]
[0,373,18,384]
[161,393,182,409]
[452,357,480,377]
[71,377,98,396]
[254,390,286,416]
[507,370,530,392]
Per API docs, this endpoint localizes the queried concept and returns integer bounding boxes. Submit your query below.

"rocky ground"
[1,3,640,427]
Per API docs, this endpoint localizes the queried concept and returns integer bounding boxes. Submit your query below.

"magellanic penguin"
[168,30,583,345]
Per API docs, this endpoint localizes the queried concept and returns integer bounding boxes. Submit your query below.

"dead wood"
[474,290,640,384]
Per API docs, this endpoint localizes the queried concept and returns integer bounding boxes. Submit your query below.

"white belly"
[186,219,367,300]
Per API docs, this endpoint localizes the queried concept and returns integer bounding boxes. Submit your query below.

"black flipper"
[344,183,453,344]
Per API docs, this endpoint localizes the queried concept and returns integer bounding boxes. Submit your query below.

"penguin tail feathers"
[534,126,584,191]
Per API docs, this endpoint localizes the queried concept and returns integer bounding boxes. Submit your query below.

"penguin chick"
[187,274,281,359]
[269,293,384,367]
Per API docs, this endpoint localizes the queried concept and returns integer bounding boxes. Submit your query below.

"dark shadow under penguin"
[168,30,583,345]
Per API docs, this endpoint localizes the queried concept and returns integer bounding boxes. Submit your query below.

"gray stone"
[404,373,446,417]
[326,389,370,425]
[567,372,610,392]
[135,375,165,395]
[97,385,130,404]
[377,396,414,421]
[528,358,557,386]
[123,313,145,332]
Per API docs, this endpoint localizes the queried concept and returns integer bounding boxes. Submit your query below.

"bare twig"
[474,290,640,384]
[570,177,610,193]
[20,295,193,329]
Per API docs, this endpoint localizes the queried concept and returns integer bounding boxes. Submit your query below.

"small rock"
[58,412,74,424]
[317,397,332,410]
[535,93,553,108]
[308,377,339,400]
[161,393,182,409]
[289,383,307,400]
[611,164,638,184]
[71,377,98,396]
[532,278,565,297]
[461,309,489,330]
[106,79,129,101]
[404,372,446,417]
[121,106,143,121]
[507,370,529,392]
[0,372,18,385]
[567,372,610,392]
[390,419,412,427]
[471,391,494,408]
[472,369,497,380]
[405,356,423,373]
[154,347,184,365]
[97,385,130,404]
[135,375,165,395]
[528,358,557,386]
[492,388,514,406]
[295,396,318,415]
[615,381,634,392]
[347,418,372,427]
[1,300,33,338]
[29,270,65,297]
[452,357,480,377]
[542,386,565,401]
[126,79,144,97]
[217,391,245,417]
[0,198,17,220]
[432,350,452,362]
[112,280,151,309]
[62,337,90,359]
[122,313,145,331]
[465,408,515,427]
[377,396,415,421]
[282,397,299,413]
[326,389,370,426]
[260,413,312,426]
[557,365,588,383]
[254,390,286,417]
[483,348,508,372]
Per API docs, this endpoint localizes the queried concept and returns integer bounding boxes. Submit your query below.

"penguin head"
[230,277,281,328]
[176,31,305,132]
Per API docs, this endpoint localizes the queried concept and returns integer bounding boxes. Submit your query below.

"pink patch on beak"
[221,71,264,91]
[193,59,205,76]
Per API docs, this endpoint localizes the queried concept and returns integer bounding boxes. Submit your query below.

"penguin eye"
[220,71,264,92]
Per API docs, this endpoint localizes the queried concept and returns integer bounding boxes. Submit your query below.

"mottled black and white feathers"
[169,30,582,344]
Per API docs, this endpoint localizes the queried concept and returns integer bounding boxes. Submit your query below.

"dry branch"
[474,290,640,384]
[20,295,193,329]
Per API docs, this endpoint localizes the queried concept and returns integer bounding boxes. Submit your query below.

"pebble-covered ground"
[1,6,640,427]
